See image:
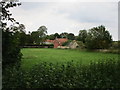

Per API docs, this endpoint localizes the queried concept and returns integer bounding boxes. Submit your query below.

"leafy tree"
[1,1,22,68]
[30,31,39,44]
[11,24,26,46]
[37,26,47,37]
[54,33,60,38]
[85,25,112,49]
[62,40,72,46]
[46,33,60,40]
[37,26,47,44]
[60,32,68,38]
[46,34,55,40]
[67,33,75,40]
[77,30,87,43]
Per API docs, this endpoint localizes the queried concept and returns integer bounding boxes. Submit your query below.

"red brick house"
[45,38,68,48]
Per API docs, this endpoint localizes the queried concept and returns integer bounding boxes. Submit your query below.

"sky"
[9,0,118,41]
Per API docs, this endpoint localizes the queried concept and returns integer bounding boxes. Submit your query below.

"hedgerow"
[2,59,120,89]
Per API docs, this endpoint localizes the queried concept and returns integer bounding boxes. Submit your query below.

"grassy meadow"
[21,48,118,70]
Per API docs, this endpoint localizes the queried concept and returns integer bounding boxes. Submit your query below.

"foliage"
[60,32,68,38]
[2,59,120,89]
[37,26,47,38]
[77,30,87,43]
[85,25,112,49]
[1,1,22,69]
[110,41,120,49]
[37,26,47,44]
[76,41,86,49]
[62,40,72,46]
[2,25,25,69]
[22,26,48,45]
[30,31,40,44]
[1,1,21,25]
[54,33,61,38]
[46,33,60,40]
[67,33,75,40]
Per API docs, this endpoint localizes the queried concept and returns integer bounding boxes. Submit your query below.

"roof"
[46,39,54,43]
[56,38,68,43]
[46,38,68,44]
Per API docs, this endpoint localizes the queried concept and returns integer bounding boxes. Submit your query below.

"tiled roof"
[46,39,54,43]
[46,38,68,43]
[46,38,68,48]
[56,38,68,43]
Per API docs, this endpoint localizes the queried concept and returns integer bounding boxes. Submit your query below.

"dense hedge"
[2,29,22,69]
[2,59,120,89]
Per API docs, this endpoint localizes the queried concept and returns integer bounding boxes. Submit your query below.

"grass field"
[21,48,118,70]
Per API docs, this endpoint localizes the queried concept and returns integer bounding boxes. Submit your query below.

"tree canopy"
[85,25,112,49]
[77,30,87,43]
[1,1,23,68]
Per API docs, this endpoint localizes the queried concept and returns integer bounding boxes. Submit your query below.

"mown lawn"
[21,48,118,70]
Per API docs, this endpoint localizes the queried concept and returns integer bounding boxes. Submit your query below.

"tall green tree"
[1,1,22,68]
[37,26,47,44]
[30,31,39,44]
[77,30,87,43]
[46,33,60,40]
[54,33,60,38]
[60,32,68,38]
[85,25,112,49]
[46,34,55,40]
[67,33,75,40]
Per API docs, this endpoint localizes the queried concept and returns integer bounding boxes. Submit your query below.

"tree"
[30,31,39,44]
[46,34,55,40]
[67,33,75,40]
[54,33,60,38]
[37,26,47,44]
[1,1,22,68]
[77,30,87,43]
[11,24,26,46]
[85,25,112,49]
[60,32,68,38]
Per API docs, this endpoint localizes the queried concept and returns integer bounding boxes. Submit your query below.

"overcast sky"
[9,1,118,41]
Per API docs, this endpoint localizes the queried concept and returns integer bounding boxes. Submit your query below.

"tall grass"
[3,59,120,89]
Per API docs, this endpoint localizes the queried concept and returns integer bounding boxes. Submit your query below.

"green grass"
[21,48,118,70]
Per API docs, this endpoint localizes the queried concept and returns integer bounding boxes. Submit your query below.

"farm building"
[68,40,79,49]
[45,38,68,48]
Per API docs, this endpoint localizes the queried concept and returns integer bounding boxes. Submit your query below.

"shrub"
[77,41,86,49]
[2,28,22,69]
[2,59,120,89]
[62,40,72,46]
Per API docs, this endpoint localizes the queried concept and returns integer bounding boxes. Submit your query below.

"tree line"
[17,25,113,50]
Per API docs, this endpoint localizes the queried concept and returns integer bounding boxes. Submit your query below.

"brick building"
[45,38,68,48]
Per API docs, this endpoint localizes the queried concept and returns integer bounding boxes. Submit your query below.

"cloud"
[20,0,119,2]
[9,2,118,40]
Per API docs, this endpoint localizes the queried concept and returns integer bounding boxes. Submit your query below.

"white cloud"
[20,0,119,2]
[9,2,118,40]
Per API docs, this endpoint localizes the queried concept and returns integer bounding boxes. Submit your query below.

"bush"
[2,59,120,89]
[77,41,86,49]
[2,28,22,69]
[62,40,72,46]
[110,41,120,50]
